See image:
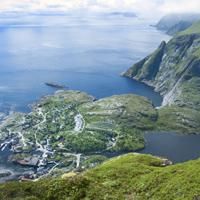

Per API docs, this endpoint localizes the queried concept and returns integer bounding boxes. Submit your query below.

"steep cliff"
[123,22,200,110]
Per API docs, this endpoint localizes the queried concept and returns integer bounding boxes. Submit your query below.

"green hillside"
[0,153,200,200]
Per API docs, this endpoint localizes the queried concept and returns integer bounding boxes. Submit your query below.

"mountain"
[123,21,200,133]
[156,13,200,35]
[0,153,200,200]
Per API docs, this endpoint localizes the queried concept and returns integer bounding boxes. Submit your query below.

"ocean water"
[0,13,170,114]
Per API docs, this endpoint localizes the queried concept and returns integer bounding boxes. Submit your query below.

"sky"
[0,0,200,18]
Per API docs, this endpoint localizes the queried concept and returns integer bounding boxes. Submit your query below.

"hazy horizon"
[0,0,200,20]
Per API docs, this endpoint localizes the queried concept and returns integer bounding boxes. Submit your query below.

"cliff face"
[123,28,200,109]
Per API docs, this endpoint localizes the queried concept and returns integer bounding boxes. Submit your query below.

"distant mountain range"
[155,13,200,35]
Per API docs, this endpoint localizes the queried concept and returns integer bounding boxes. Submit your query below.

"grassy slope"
[0,153,200,200]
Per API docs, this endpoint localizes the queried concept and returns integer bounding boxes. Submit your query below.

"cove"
[140,132,200,163]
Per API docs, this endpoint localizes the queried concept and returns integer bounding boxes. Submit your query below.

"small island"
[45,82,68,89]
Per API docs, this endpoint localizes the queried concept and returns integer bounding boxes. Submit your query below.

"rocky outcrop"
[124,41,166,82]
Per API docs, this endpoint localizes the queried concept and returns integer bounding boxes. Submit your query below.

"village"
[0,90,155,181]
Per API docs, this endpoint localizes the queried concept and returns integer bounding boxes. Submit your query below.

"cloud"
[0,0,200,18]
[160,0,200,14]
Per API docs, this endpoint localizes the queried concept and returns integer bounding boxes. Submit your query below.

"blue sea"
[0,13,170,114]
